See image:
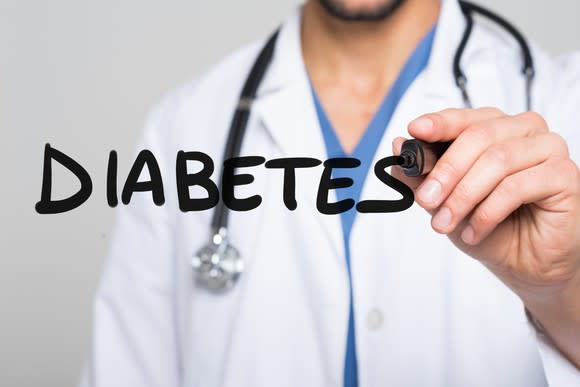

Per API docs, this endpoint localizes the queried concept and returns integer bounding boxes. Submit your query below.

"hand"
[392,108,580,367]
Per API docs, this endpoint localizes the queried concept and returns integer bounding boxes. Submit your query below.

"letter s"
[356,156,414,213]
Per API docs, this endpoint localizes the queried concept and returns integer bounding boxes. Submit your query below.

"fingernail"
[410,117,433,132]
[461,225,475,244]
[417,179,442,204]
[432,207,452,231]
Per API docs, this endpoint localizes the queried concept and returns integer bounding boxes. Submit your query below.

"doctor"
[80,0,580,386]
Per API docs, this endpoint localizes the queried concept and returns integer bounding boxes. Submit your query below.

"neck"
[301,0,440,90]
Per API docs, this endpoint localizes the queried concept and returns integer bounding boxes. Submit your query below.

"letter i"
[107,150,118,207]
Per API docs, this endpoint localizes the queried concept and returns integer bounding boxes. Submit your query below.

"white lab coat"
[80,0,580,386]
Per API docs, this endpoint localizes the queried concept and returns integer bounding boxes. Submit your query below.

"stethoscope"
[192,0,535,290]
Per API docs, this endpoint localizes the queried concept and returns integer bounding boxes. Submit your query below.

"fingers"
[398,107,579,269]
[414,112,549,209]
[408,107,506,142]
[409,108,549,142]
[430,132,570,234]
[461,157,580,245]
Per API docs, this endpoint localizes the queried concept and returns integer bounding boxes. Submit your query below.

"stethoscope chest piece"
[192,228,243,291]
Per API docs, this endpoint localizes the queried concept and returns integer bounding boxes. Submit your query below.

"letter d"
[35,143,92,214]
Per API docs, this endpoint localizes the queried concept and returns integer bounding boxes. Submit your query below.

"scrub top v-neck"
[309,25,437,387]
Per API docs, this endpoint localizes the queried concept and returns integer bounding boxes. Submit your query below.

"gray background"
[1,1,579,386]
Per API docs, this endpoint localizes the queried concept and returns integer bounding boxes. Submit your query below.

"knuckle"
[496,176,519,199]
[465,124,493,144]
[451,182,472,205]
[434,159,461,184]
[472,205,496,228]
[553,157,576,174]
[479,106,504,116]
[437,108,463,124]
[485,144,511,166]
[429,112,444,127]
[440,107,463,116]
[558,158,580,192]
[547,132,570,156]
[519,111,548,128]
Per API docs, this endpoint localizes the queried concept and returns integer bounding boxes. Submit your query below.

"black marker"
[399,139,451,177]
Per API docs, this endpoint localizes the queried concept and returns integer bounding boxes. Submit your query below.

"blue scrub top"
[310,26,437,387]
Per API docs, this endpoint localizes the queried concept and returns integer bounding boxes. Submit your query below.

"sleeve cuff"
[526,308,580,386]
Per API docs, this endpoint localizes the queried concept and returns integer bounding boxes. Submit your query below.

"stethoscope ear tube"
[193,29,281,290]
[211,29,281,231]
[455,0,534,111]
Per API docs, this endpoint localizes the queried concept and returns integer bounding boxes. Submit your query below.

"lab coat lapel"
[252,9,345,266]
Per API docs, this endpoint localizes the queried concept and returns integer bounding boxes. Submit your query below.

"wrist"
[524,267,580,316]
[523,270,580,368]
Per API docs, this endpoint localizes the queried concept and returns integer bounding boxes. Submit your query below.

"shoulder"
[526,46,580,163]
[467,13,580,106]
[155,40,265,124]
[138,39,266,154]
[471,21,580,162]
[541,49,580,164]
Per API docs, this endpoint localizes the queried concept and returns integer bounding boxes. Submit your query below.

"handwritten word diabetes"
[35,144,415,215]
